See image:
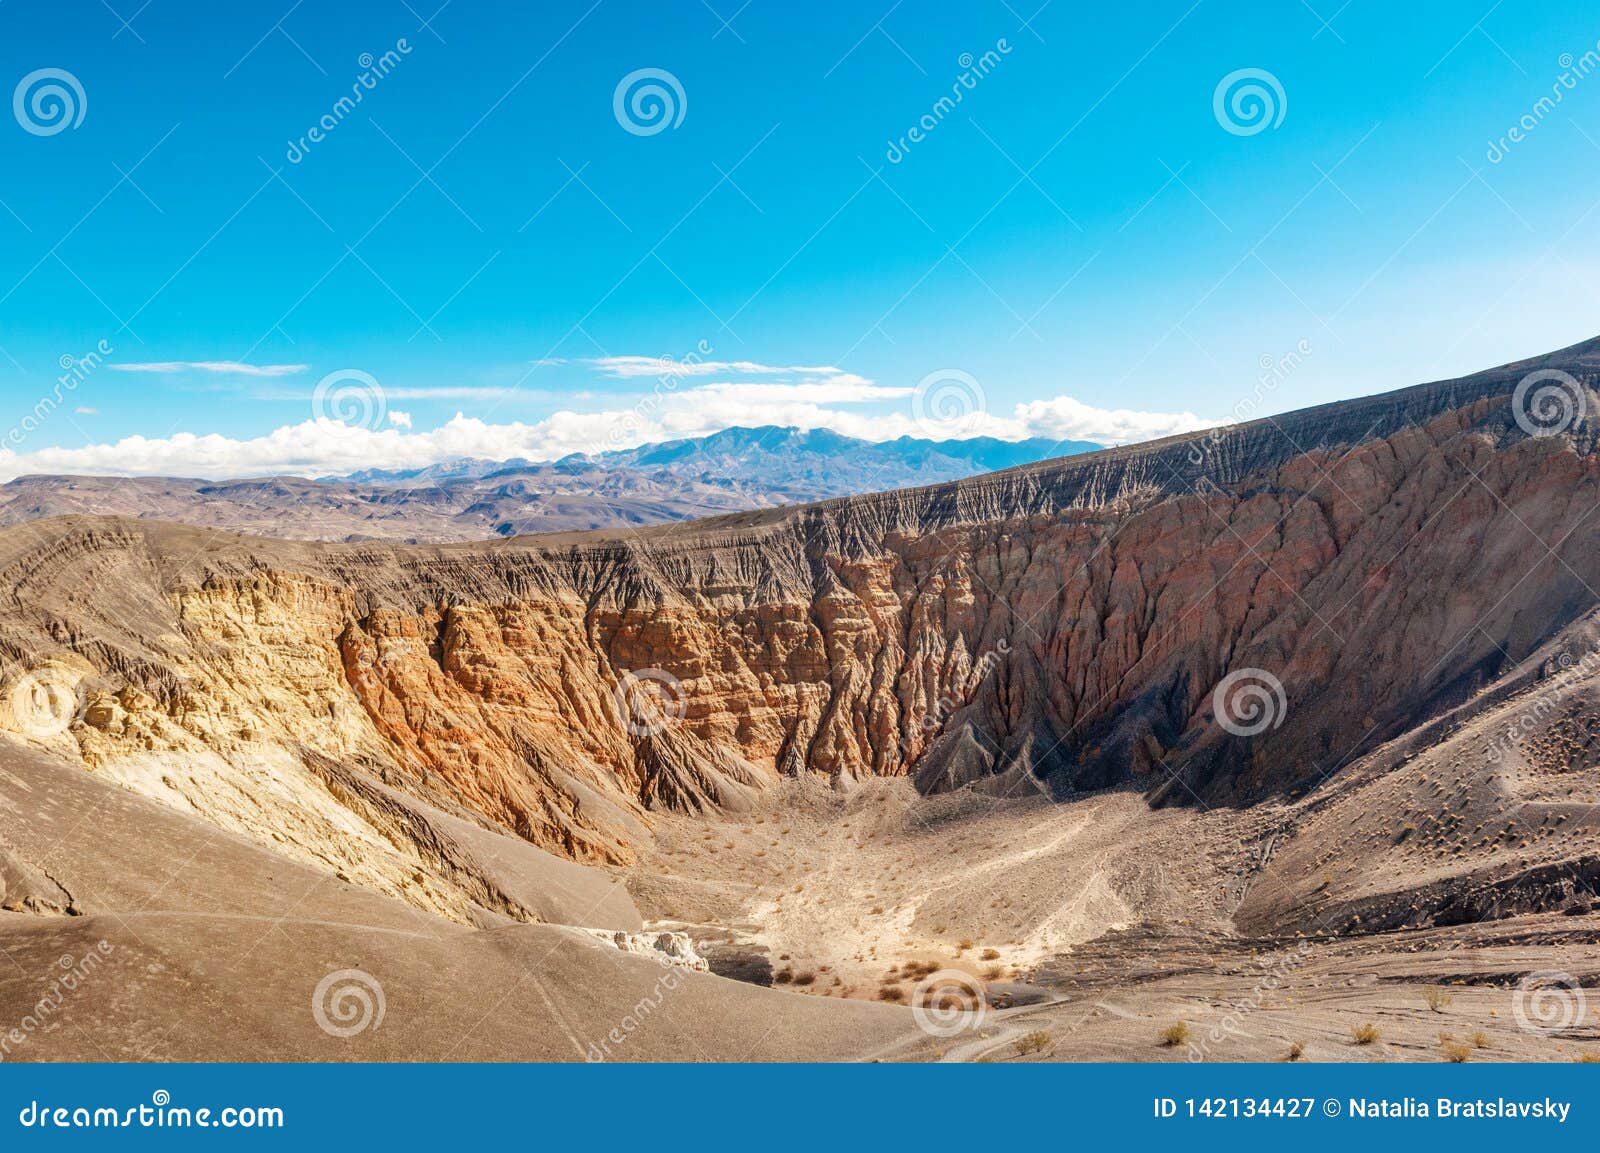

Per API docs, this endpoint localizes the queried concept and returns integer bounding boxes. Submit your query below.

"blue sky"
[3,0,1600,477]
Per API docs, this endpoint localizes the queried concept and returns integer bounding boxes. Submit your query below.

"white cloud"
[110,361,307,377]
[587,357,863,380]
[1006,395,1210,444]
[0,372,1213,482]
[383,387,517,400]
[254,385,521,403]
[690,381,912,404]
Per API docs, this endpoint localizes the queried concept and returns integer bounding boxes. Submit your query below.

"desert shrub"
[1469,1031,1489,1049]
[1286,1040,1305,1061]
[1160,1021,1191,1047]
[773,969,793,985]
[1013,1030,1051,1056]
[918,989,976,1012]
[1423,987,1453,1012]
[792,971,816,986]
[980,948,1001,961]
[1351,1023,1381,1045]
[877,985,905,1003]
[1441,1041,1471,1063]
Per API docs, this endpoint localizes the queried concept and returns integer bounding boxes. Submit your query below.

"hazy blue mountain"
[3,428,1100,541]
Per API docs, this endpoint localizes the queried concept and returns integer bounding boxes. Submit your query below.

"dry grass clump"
[1441,1040,1471,1063]
[1351,1022,1381,1045]
[1013,1031,1051,1056]
[1285,1040,1305,1061]
[876,985,905,1003]
[791,971,816,986]
[980,948,1001,961]
[1159,1021,1191,1047]
[1422,987,1453,1013]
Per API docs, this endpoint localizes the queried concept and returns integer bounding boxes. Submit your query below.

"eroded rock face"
[2,338,1599,920]
[576,929,710,972]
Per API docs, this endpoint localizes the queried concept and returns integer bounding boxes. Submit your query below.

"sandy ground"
[632,778,1265,998]
[895,924,1600,1063]
[0,742,914,1062]
[627,775,1600,1063]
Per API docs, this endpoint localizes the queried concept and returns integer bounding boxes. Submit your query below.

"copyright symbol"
[1323,1098,1341,1117]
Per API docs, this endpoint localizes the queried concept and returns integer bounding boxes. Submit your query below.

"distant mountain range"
[0,427,1097,542]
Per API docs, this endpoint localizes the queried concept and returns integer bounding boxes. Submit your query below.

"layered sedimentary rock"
[1,337,1599,923]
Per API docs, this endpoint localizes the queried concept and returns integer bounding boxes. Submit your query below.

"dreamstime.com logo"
[1212,668,1287,737]
[286,39,413,163]
[313,368,388,430]
[1511,368,1587,438]
[349,639,412,696]
[1484,645,1600,764]
[1213,68,1286,136]
[910,970,988,1038]
[8,340,113,451]
[17,1091,283,1130]
[311,969,386,1038]
[1512,970,1589,1036]
[6,667,86,739]
[13,67,85,136]
[1487,45,1600,164]
[1186,339,1312,469]
[912,369,987,439]
[1,942,114,1062]
[611,669,687,737]
[583,340,715,458]
[585,950,695,1062]
[885,39,1013,163]
[917,639,1010,736]
[1187,939,1314,1061]
[613,68,686,136]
